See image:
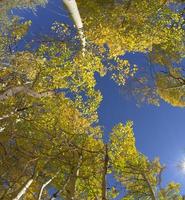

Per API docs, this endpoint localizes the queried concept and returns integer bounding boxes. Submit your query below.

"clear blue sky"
[96,58,185,192]
[14,0,185,195]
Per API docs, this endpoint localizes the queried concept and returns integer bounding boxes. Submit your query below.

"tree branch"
[38,171,60,200]
[0,86,56,100]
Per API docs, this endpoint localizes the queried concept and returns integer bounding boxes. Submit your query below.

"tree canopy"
[0,0,185,199]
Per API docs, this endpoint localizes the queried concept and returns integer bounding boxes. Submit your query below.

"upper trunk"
[62,0,86,54]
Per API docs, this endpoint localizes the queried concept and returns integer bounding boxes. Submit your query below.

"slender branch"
[38,171,60,200]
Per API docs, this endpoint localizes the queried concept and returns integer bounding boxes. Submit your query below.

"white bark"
[62,0,86,54]
[0,86,55,100]
[38,179,53,200]
[13,178,34,200]
[38,172,60,200]
[0,113,12,121]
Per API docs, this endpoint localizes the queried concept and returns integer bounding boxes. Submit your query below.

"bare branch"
[38,171,60,200]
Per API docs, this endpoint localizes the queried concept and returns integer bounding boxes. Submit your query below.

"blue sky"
[97,59,185,192]
[13,0,185,195]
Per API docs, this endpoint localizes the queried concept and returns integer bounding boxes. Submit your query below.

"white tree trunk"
[62,0,86,54]
[0,86,55,100]
[0,113,12,121]
[13,178,34,200]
